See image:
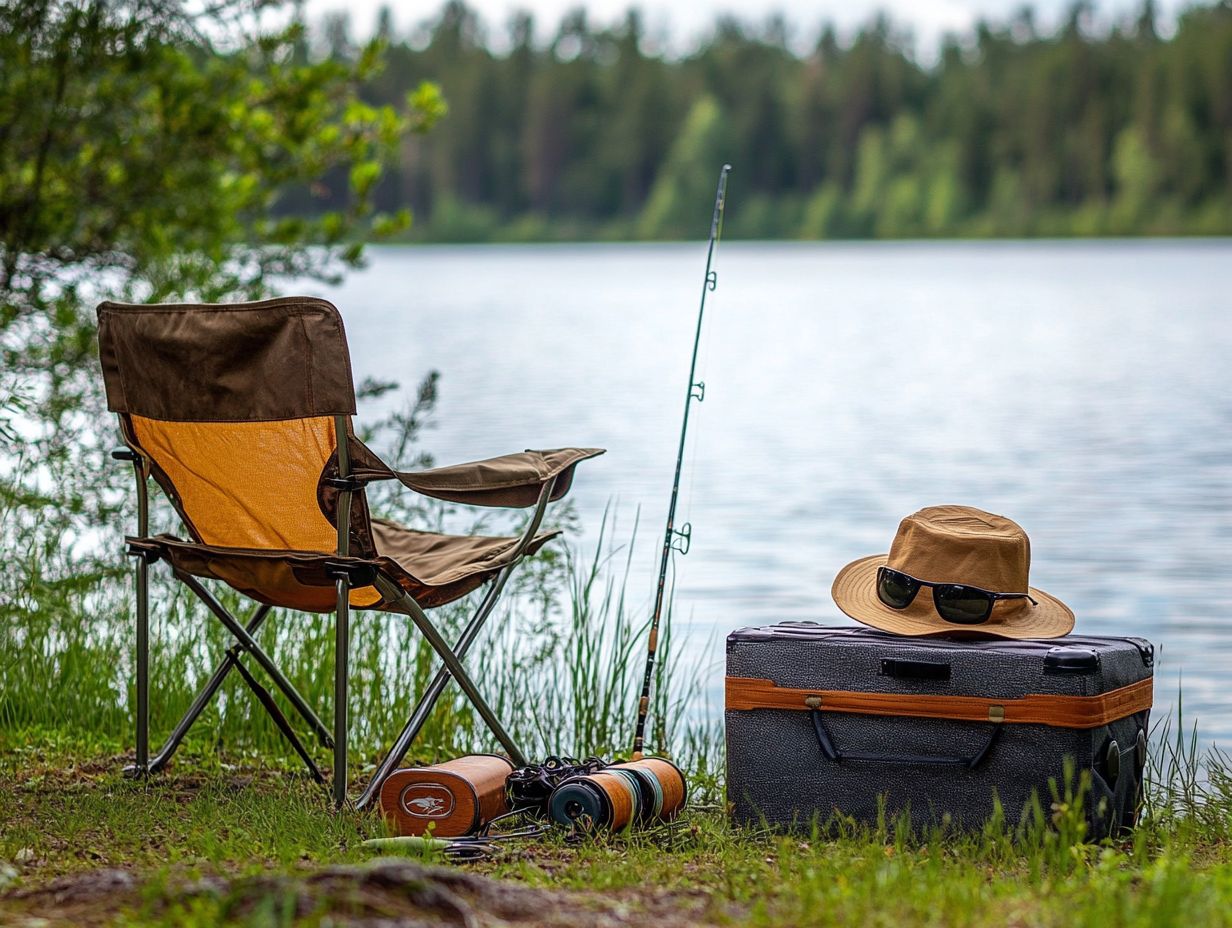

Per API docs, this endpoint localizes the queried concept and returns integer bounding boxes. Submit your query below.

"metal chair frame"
[118,414,560,809]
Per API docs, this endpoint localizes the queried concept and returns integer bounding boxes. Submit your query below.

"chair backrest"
[98,297,357,553]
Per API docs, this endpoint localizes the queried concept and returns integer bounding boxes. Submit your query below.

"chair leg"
[374,576,527,768]
[178,573,334,749]
[355,478,558,809]
[355,570,511,810]
[126,457,152,779]
[233,655,326,783]
[144,604,274,775]
[333,578,350,809]
[131,554,150,777]
[133,591,329,787]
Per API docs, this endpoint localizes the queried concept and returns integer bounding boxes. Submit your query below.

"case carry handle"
[810,709,1002,769]
[880,658,951,681]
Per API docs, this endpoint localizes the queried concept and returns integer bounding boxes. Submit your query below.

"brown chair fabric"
[101,296,601,613]
[370,519,560,607]
[337,439,604,510]
[130,521,560,612]
[381,447,601,507]
[98,297,356,421]
[129,536,385,611]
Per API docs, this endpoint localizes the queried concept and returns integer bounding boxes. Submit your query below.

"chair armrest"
[111,447,139,462]
[125,534,388,581]
[392,447,604,508]
[124,535,392,611]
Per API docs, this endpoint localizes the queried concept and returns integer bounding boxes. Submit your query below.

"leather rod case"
[379,754,514,838]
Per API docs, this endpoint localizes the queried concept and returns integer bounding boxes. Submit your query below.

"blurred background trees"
[0,0,442,626]
[0,0,1225,757]
[301,0,1232,241]
[2,0,1229,587]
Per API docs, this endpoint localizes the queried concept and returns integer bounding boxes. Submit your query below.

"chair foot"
[122,763,150,779]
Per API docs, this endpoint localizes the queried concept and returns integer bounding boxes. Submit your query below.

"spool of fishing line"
[547,757,687,830]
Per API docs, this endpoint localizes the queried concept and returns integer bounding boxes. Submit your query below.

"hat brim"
[831,554,1075,640]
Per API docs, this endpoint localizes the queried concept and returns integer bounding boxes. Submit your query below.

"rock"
[47,868,135,904]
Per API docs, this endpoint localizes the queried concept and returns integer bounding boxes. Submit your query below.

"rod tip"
[722,163,733,173]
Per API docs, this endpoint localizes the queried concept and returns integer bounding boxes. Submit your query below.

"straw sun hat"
[831,505,1074,640]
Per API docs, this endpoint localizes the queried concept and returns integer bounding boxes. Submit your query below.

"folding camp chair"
[97,296,602,808]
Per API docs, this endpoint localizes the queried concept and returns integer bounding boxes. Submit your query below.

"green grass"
[2,732,1232,927]
[2,631,1230,926]
[0,508,717,771]
[4,467,1232,925]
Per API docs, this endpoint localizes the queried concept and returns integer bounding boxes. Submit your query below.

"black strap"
[810,709,1002,769]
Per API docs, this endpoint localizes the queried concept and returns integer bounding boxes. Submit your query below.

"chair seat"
[127,520,560,614]
[371,518,560,608]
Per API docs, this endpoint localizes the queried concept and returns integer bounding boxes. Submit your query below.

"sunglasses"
[876,566,1039,625]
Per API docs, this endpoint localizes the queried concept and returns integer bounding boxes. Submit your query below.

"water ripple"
[320,240,1232,744]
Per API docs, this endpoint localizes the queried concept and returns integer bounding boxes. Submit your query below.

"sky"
[301,0,1188,58]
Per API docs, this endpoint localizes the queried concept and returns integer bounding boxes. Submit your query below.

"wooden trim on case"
[725,676,1153,730]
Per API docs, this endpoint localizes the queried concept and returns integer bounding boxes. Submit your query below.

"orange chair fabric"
[130,415,339,552]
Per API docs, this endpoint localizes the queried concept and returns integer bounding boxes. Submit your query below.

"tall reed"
[0,376,718,773]
[0,503,717,771]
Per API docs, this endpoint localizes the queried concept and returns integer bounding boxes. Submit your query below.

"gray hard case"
[725,623,1154,836]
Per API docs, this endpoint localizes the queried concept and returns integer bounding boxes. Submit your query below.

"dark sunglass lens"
[877,568,918,609]
[933,585,993,624]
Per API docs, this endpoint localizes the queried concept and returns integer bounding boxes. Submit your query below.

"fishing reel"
[375,753,689,858]
[546,758,688,832]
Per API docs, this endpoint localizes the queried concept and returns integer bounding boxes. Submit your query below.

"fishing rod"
[631,163,732,761]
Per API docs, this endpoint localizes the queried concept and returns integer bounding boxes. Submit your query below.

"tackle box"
[725,623,1154,835]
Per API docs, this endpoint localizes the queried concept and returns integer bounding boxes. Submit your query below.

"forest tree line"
[298,1,1231,240]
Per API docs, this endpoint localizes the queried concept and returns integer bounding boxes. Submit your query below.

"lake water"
[317,240,1232,744]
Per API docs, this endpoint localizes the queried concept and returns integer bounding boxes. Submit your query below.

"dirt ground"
[0,752,728,928]
[1,858,723,927]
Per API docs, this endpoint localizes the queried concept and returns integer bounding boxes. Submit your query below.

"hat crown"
[886,505,1031,593]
